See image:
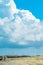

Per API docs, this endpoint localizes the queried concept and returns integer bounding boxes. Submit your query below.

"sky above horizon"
[14,0,43,20]
[0,0,43,56]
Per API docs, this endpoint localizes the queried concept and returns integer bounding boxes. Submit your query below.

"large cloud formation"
[0,0,43,45]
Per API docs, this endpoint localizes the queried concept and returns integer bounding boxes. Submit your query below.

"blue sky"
[0,0,43,56]
[14,0,43,20]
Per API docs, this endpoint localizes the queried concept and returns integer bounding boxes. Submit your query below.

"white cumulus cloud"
[0,0,43,45]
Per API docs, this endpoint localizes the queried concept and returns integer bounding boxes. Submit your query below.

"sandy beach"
[0,56,43,65]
